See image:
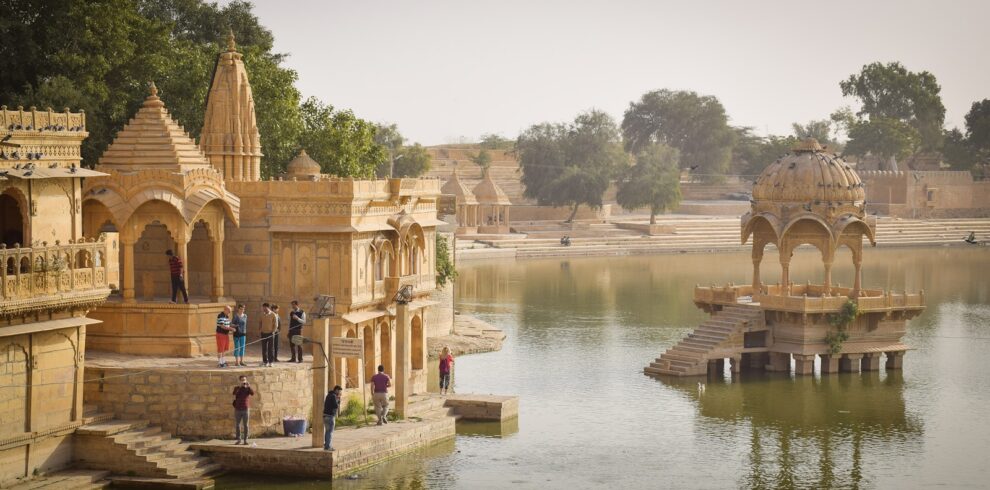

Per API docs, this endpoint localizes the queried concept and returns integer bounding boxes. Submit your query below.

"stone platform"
[84,345,313,439]
[191,415,455,479]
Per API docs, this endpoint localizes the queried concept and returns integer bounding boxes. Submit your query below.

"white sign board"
[331,337,363,359]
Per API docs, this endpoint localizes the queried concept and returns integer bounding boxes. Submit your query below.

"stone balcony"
[0,233,120,318]
[384,274,436,300]
[693,283,925,315]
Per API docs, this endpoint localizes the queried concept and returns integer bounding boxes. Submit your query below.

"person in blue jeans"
[323,385,342,450]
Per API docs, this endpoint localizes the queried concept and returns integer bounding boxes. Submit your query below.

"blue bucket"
[282,418,308,436]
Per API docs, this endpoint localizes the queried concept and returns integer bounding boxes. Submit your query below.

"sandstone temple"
[1,35,450,485]
[646,139,926,377]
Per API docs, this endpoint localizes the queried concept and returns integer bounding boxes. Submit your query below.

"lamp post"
[389,152,404,178]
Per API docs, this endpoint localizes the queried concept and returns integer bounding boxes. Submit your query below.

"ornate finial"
[299,149,307,156]
[227,29,236,52]
[792,137,823,153]
[149,81,158,97]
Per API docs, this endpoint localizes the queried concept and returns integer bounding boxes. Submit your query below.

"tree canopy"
[621,89,734,182]
[964,99,990,162]
[843,117,921,168]
[840,61,945,151]
[298,98,384,178]
[0,0,382,177]
[616,144,682,224]
[469,148,492,170]
[393,143,432,178]
[517,110,628,222]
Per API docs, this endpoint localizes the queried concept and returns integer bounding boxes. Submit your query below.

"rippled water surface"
[217,247,990,489]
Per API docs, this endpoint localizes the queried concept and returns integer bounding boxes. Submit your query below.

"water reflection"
[658,371,922,488]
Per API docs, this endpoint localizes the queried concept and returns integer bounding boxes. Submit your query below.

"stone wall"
[0,320,86,486]
[860,170,990,218]
[83,366,312,439]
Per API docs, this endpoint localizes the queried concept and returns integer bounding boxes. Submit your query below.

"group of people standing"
[214,300,308,368]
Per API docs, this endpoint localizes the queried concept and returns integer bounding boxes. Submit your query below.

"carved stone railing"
[0,233,119,317]
[694,282,924,314]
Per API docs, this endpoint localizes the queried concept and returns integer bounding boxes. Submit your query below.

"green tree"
[730,127,797,176]
[941,128,976,170]
[298,97,385,178]
[435,234,457,288]
[469,148,492,170]
[840,61,945,150]
[372,122,405,177]
[844,117,921,168]
[964,99,990,163]
[517,110,628,222]
[480,133,512,150]
[616,144,682,224]
[621,89,734,182]
[393,143,432,177]
[792,119,836,146]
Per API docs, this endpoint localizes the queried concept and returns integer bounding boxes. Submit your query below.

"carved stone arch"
[1,185,30,246]
[834,215,875,247]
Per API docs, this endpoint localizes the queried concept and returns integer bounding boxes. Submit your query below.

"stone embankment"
[456,217,990,260]
[428,314,506,358]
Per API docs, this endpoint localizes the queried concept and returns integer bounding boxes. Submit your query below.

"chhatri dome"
[741,138,874,296]
[285,149,321,180]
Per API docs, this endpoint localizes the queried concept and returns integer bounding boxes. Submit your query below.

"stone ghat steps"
[646,306,764,377]
[76,420,222,481]
[404,394,458,420]
[5,470,111,490]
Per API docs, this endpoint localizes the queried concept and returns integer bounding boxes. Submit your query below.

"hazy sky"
[243,0,990,145]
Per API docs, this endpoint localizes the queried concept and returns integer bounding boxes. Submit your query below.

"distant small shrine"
[472,168,512,234]
[646,139,925,377]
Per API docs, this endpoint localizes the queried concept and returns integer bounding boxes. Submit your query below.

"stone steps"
[75,419,221,482]
[645,305,762,377]
[5,470,111,490]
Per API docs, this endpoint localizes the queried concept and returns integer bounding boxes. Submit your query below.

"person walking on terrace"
[216,305,234,368]
[231,304,248,367]
[232,375,254,445]
[271,304,282,362]
[165,249,188,304]
[288,300,306,363]
[259,303,277,367]
[371,365,392,425]
[324,385,342,451]
[439,346,455,395]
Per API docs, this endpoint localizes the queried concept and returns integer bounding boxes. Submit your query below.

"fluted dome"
[286,149,321,179]
[752,138,865,205]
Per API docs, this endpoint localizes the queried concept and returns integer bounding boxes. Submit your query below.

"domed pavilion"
[285,149,322,181]
[441,168,479,234]
[646,139,925,378]
[472,169,512,234]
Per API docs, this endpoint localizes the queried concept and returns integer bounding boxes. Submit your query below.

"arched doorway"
[0,192,25,247]
[363,324,375,382]
[187,221,213,299]
[411,315,423,370]
[379,320,392,377]
[345,328,360,388]
[134,222,177,300]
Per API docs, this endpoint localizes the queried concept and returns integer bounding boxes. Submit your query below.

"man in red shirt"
[370,365,391,425]
[232,375,254,444]
[165,249,188,304]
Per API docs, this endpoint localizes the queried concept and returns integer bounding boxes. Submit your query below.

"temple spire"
[226,29,236,52]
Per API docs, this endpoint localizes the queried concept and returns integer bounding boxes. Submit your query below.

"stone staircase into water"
[75,417,222,485]
[458,217,990,259]
[645,304,765,376]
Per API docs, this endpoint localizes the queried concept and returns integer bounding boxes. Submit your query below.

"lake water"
[218,247,990,489]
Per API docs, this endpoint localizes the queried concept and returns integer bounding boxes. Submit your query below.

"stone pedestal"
[840,353,864,373]
[863,353,882,371]
[793,354,815,375]
[885,351,905,370]
[87,300,227,357]
[820,354,840,374]
[767,352,790,372]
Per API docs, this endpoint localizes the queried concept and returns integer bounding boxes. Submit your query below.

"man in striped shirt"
[165,249,188,304]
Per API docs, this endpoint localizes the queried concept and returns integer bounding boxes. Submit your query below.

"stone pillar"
[823,260,833,295]
[176,235,189,297]
[779,253,791,295]
[793,354,815,375]
[731,355,742,374]
[885,351,904,370]
[73,325,85,422]
[767,352,790,372]
[752,256,762,292]
[211,232,224,301]
[505,205,510,229]
[121,235,136,302]
[820,354,840,374]
[311,317,329,449]
[862,353,882,371]
[394,302,411,417]
[840,353,864,373]
[852,258,862,297]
